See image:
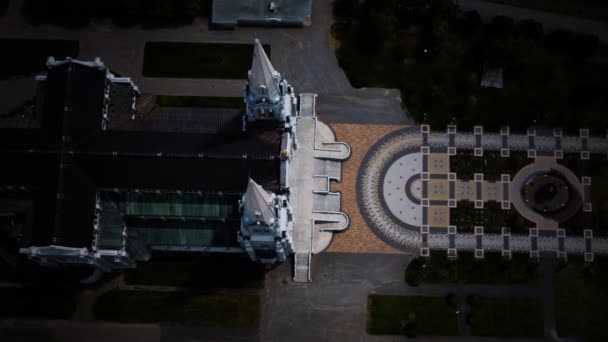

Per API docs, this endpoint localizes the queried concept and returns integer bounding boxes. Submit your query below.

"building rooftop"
[0,59,281,249]
[212,0,312,27]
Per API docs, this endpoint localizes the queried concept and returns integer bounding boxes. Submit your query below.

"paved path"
[457,0,608,43]
[541,259,559,342]
[261,252,559,342]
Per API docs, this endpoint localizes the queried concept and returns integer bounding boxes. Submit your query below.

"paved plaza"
[352,125,608,260]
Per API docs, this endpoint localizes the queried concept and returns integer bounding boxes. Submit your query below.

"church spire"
[242,178,276,226]
[248,39,281,104]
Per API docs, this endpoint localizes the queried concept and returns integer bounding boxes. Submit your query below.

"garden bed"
[94,290,260,325]
[450,151,530,180]
[467,295,544,338]
[367,294,459,336]
[405,250,540,286]
[451,201,531,234]
[143,42,271,79]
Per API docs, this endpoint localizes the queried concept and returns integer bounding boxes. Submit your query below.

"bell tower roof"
[248,39,281,103]
[242,178,275,225]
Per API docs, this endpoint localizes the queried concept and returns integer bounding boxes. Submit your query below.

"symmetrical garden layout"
[358,125,608,260]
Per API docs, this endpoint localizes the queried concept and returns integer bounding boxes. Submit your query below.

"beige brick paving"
[428,179,450,201]
[482,182,503,202]
[428,153,450,174]
[456,180,476,201]
[428,206,450,227]
[326,123,406,254]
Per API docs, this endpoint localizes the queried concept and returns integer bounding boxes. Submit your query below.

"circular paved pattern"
[523,172,571,214]
[382,153,423,226]
[357,127,423,251]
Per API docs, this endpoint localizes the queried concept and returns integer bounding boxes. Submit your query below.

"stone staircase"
[293,252,311,282]
[312,212,349,232]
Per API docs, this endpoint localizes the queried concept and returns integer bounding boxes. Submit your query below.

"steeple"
[248,39,281,104]
[242,178,276,226]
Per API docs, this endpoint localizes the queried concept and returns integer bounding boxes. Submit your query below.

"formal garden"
[450,150,530,180]
[0,39,79,80]
[405,250,540,286]
[332,0,607,133]
[451,201,530,234]
[143,42,271,79]
[21,0,212,29]
[366,294,459,337]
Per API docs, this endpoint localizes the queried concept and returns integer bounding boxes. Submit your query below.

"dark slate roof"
[212,0,311,26]
[0,60,282,250]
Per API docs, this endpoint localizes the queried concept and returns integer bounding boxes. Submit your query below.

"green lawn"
[406,251,539,286]
[125,255,265,289]
[555,256,608,342]
[468,296,544,337]
[481,0,608,23]
[143,42,271,79]
[367,294,459,336]
[94,290,260,325]
[0,39,79,80]
[0,288,76,319]
[157,95,244,109]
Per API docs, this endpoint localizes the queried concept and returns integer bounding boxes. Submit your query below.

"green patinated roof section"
[97,198,125,250]
[96,191,242,250]
[123,192,240,219]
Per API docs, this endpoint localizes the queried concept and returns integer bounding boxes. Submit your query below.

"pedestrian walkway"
[457,0,608,43]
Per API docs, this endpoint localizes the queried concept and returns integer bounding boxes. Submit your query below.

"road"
[457,0,608,43]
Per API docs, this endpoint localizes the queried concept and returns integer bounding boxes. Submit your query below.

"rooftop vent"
[269,2,278,13]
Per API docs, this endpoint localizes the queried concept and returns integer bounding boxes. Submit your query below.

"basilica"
[2,40,350,282]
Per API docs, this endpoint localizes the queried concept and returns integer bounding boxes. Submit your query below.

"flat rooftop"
[212,0,311,26]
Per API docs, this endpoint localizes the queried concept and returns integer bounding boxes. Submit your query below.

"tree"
[355,2,397,50]
[516,19,543,41]
[569,33,600,61]
[545,29,573,52]
[446,292,459,308]
[487,15,515,37]
[332,0,359,22]
[456,10,482,36]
